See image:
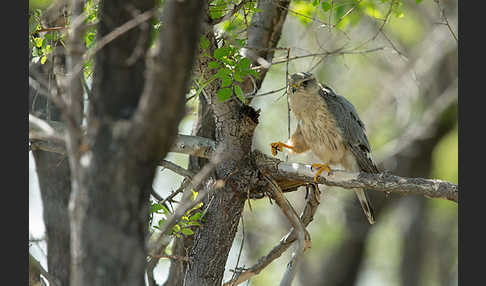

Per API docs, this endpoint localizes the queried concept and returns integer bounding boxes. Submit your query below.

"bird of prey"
[270,72,378,224]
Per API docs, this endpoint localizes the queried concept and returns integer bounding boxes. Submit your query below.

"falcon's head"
[288,72,320,96]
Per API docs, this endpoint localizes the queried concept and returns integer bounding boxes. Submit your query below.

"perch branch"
[28,128,458,202]
[252,150,458,203]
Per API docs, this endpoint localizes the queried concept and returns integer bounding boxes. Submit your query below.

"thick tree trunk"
[68,1,205,286]
[182,2,291,285]
[32,150,71,286]
[30,7,71,282]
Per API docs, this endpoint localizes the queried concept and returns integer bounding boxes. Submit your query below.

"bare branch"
[147,149,224,264]
[29,75,69,113]
[332,0,362,28]
[67,0,85,127]
[246,86,287,98]
[159,159,195,179]
[434,0,458,43]
[250,47,385,70]
[29,114,65,142]
[262,173,308,286]
[149,254,190,262]
[245,0,290,91]
[171,134,217,158]
[223,184,320,286]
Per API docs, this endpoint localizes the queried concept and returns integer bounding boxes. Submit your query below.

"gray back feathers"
[318,85,379,173]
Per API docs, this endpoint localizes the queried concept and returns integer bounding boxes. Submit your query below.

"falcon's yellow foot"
[311,163,332,182]
[270,142,295,156]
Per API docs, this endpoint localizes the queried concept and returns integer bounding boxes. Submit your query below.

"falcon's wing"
[318,85,379,173]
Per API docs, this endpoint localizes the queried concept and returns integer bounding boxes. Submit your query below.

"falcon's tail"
[354,189,375,224]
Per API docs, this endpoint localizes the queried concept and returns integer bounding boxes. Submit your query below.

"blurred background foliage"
[29,0,457,285]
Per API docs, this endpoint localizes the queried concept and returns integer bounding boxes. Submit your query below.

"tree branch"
[29,114,65,142]
[262,173,308,286]
[29,129,458,202]
[253,150,458,203]
[159,159,195,179]
[223,184,320,286]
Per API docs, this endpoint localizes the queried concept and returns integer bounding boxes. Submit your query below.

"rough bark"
[32,150,71,286]
[29,4,72,284]
[246,0,290,90]
[182,2,291,285]
[90,0,155,120]
[68,1,205,286]
[180,1,289,285]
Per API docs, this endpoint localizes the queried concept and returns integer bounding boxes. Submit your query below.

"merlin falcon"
[271,72,378,224]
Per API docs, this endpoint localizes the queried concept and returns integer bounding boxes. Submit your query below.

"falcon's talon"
[311,163,332,182]
[270,142,295,156]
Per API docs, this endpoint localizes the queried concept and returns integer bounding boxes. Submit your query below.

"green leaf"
[234,39,246,48]
[234,85,243,97]
[321,1,331,12]
[233,72,243,82]
[237,57,251,71]
[214,67,232,79]
[40,55,47,64]
[191,190,198,201]
[161,205,170,214]
[221,76,233,87]
[214,46,231,59]
[34,37,43,48]
[189,212,202,221]
[234,85,246,103]
[181,228,195,236]
[187,221,201,226]
[200,35,210,50]
[172,224,181,233]
[248,69,260,79]
[217,88,233,102]
[312,0,320,6]
[416,0,423,3]
[208,61,220,69]
[150,203,163,213]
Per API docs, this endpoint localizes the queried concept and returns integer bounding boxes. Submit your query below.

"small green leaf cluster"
[149,191,204,238]
[83,0,99,78]
[29,9,59,65]
[199,35,259,103]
